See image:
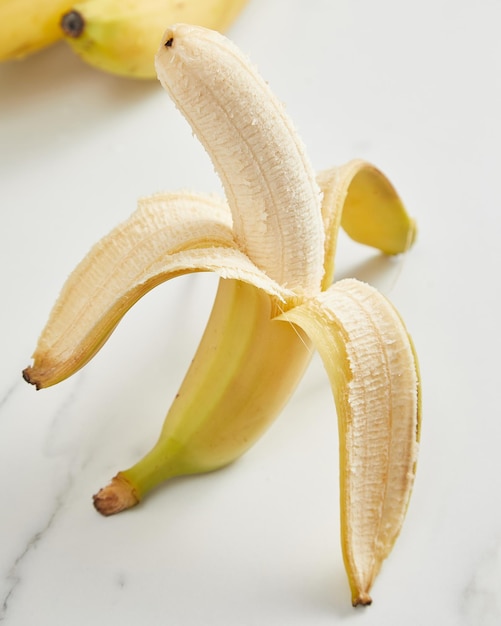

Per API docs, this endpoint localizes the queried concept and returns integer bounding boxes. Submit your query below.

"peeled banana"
[23,25,420,606]
[0,0,73,61]
[60,0,249,78]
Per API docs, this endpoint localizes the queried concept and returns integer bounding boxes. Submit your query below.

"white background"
[1,0,500,624]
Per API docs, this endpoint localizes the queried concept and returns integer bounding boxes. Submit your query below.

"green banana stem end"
[93,473,140,516]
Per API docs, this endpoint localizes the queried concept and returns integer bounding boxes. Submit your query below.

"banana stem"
[93,473,140,516]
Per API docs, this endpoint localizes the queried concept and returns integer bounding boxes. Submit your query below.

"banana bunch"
[23,25,421,607]
[0,0,248,78]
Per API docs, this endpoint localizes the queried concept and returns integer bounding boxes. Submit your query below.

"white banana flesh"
[156,24,324,293]
[23,24,421,607]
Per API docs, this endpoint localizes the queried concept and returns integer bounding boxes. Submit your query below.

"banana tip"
[93,475,139,516]
[352,592,373,607]
[22,367,41,390]
[61,10,85,38]
[159,24,204,50]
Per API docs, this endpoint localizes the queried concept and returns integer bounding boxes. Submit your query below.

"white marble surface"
[1,0,501,623]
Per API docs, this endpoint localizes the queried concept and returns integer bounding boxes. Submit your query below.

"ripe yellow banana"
[0,0,73,61]
[94,277,313,513]
[23,25,420,607]
[60,0,249,78]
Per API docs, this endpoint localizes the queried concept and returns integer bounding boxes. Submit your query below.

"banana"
[23,25,420,606]
[93,278,312,514]
[60,0,249,78]
[0,0,73,61]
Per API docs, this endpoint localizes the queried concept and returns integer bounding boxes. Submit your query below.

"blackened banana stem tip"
[61,10,85,38]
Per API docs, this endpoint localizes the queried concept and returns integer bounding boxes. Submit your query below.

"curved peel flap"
[23,192,289,389]
[318,159,417,289]
[276,278,420,606]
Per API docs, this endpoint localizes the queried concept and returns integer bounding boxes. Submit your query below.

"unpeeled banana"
[23,25,420,607]
[60,0,249,78]
[0,0,73,60]
[1,0,248,77]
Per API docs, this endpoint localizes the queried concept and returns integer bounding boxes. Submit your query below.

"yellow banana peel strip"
[23,191,289,388]
[278,279,420,605]
[318,159,417,289]
[23,25,421,607]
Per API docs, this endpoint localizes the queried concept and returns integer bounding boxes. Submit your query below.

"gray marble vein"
[0,377,83,622]
[462,538,501,626]
[0,474,73,623]
[0,380,20,412]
